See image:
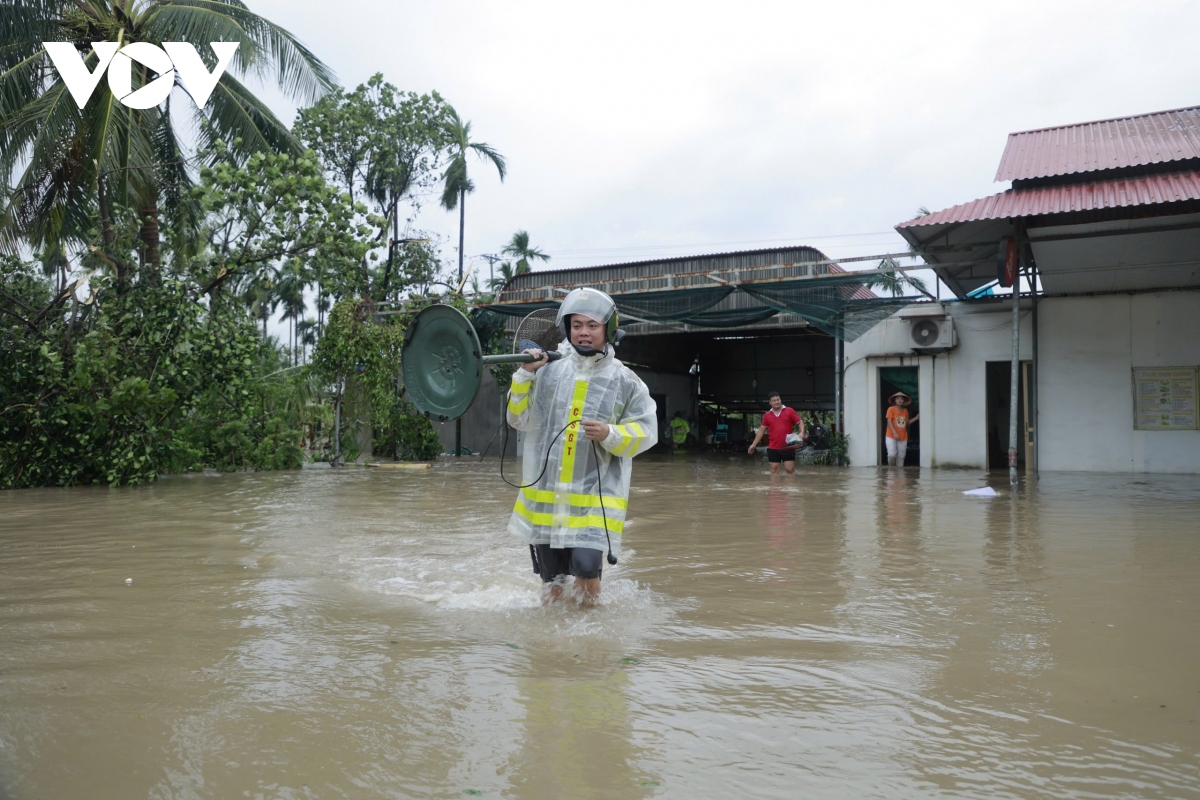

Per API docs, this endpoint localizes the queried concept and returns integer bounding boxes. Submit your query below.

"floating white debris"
[963,487,999,497]
[125,578,133,585]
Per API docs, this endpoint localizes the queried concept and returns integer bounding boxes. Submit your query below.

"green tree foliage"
[311,297,441,461]
[0,143,385,487]
[192,142,373,298]
[293,75,447,303]
[0,0,336,261]
[0,257,303,488]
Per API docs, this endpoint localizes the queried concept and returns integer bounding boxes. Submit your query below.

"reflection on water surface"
[1,458,1198,798]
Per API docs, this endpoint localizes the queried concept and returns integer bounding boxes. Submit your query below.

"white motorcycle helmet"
[556,287,623,353]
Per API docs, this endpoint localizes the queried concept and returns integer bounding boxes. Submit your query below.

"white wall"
[1039,292,1200,473]
[843,291,1200,473]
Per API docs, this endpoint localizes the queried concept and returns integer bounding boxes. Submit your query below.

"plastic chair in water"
[713,424,729,443]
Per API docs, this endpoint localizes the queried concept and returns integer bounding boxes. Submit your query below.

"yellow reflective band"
[513,500,624,533]
[558,380,590,483]
[521,486,627,510]
[613,423,634,455]
[507,394,529,415]
[510,381,531,395]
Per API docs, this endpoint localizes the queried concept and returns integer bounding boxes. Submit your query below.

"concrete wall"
[1039,292,1200,473]
[433,369,518,459]
[844,291,1200,473]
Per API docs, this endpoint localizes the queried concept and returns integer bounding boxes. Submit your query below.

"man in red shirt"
[747,391,806,474]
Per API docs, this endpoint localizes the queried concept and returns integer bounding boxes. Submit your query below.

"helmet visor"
[556,288,615,328]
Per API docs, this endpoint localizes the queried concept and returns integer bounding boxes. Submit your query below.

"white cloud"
[248,0,1200,275]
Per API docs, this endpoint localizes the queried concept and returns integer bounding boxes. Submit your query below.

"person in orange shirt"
[884,392,919,466]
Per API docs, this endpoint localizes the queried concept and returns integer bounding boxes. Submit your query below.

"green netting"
[612,286,734,321]
[740,276,911,341]
[480,273,915,341]
[475,301,559,318]
[681,306,780,328]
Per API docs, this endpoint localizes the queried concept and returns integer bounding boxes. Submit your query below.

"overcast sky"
[249,0,1200,284]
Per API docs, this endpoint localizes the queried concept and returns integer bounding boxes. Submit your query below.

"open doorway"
[985,361,1032,471]
[879,366,919,466]
[649,392,667,452]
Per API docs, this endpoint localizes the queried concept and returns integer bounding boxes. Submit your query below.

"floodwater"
[1,458,1198,800]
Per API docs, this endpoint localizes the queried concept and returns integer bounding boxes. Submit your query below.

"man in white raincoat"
[506,287,657,604]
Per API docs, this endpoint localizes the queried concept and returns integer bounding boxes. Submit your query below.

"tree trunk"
[98,176,123,291]
[138,205,161,284]
[457,190,466,283]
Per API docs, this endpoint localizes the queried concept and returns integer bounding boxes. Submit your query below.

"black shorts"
[531,545,603,583]
[766,447,796,463]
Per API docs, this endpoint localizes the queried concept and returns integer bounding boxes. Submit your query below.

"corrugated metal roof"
[896,169,1200,228]
[499,245,832,296]
[994,106,1200,182]
[496,245,877,303]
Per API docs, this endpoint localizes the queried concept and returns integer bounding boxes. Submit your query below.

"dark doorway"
[985,361,1029,470]
[879,367,919,466]
[649,393,667,452]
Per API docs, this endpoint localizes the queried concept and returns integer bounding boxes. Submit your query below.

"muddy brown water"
[1,457,1198,799]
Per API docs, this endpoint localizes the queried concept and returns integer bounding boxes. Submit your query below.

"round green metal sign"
[401,304,483,422]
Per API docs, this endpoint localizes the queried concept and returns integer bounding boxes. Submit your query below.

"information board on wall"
[1132,367,1199,430]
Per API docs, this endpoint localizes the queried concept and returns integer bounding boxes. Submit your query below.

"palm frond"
[439,156,470,210]
[148,0,337,103]
[197,70,300,158]
[0,2,68,70]
[468,140,505,181]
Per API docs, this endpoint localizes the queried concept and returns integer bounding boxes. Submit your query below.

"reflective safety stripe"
[513,500,624,533]
[612,421,645,456]
[611,424,633,455]
[507,394,529,415]
[509,381,531,395]
[557,380,590,483]
[521,486,627,510]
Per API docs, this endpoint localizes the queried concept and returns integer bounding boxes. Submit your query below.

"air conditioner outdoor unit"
[909,316,956,353]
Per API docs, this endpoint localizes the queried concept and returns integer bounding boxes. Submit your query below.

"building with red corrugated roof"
[844,106,1200,473]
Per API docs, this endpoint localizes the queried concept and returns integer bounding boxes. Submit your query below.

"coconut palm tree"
[501,229,549,274]
[236,267,277,338]
[488,260,516,291]
[0,0,336,275]
[438,105,505,284]
[275,259,307,365]
[867,256,930,298]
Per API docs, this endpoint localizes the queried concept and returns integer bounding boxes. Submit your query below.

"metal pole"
[1030,260,1040,475]
[455,193,465,458]
[1008,271,1021,486]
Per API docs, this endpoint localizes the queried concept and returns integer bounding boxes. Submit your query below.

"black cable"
[498,416,574,490]
[591,439,618,565]
[498,390,618,565]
